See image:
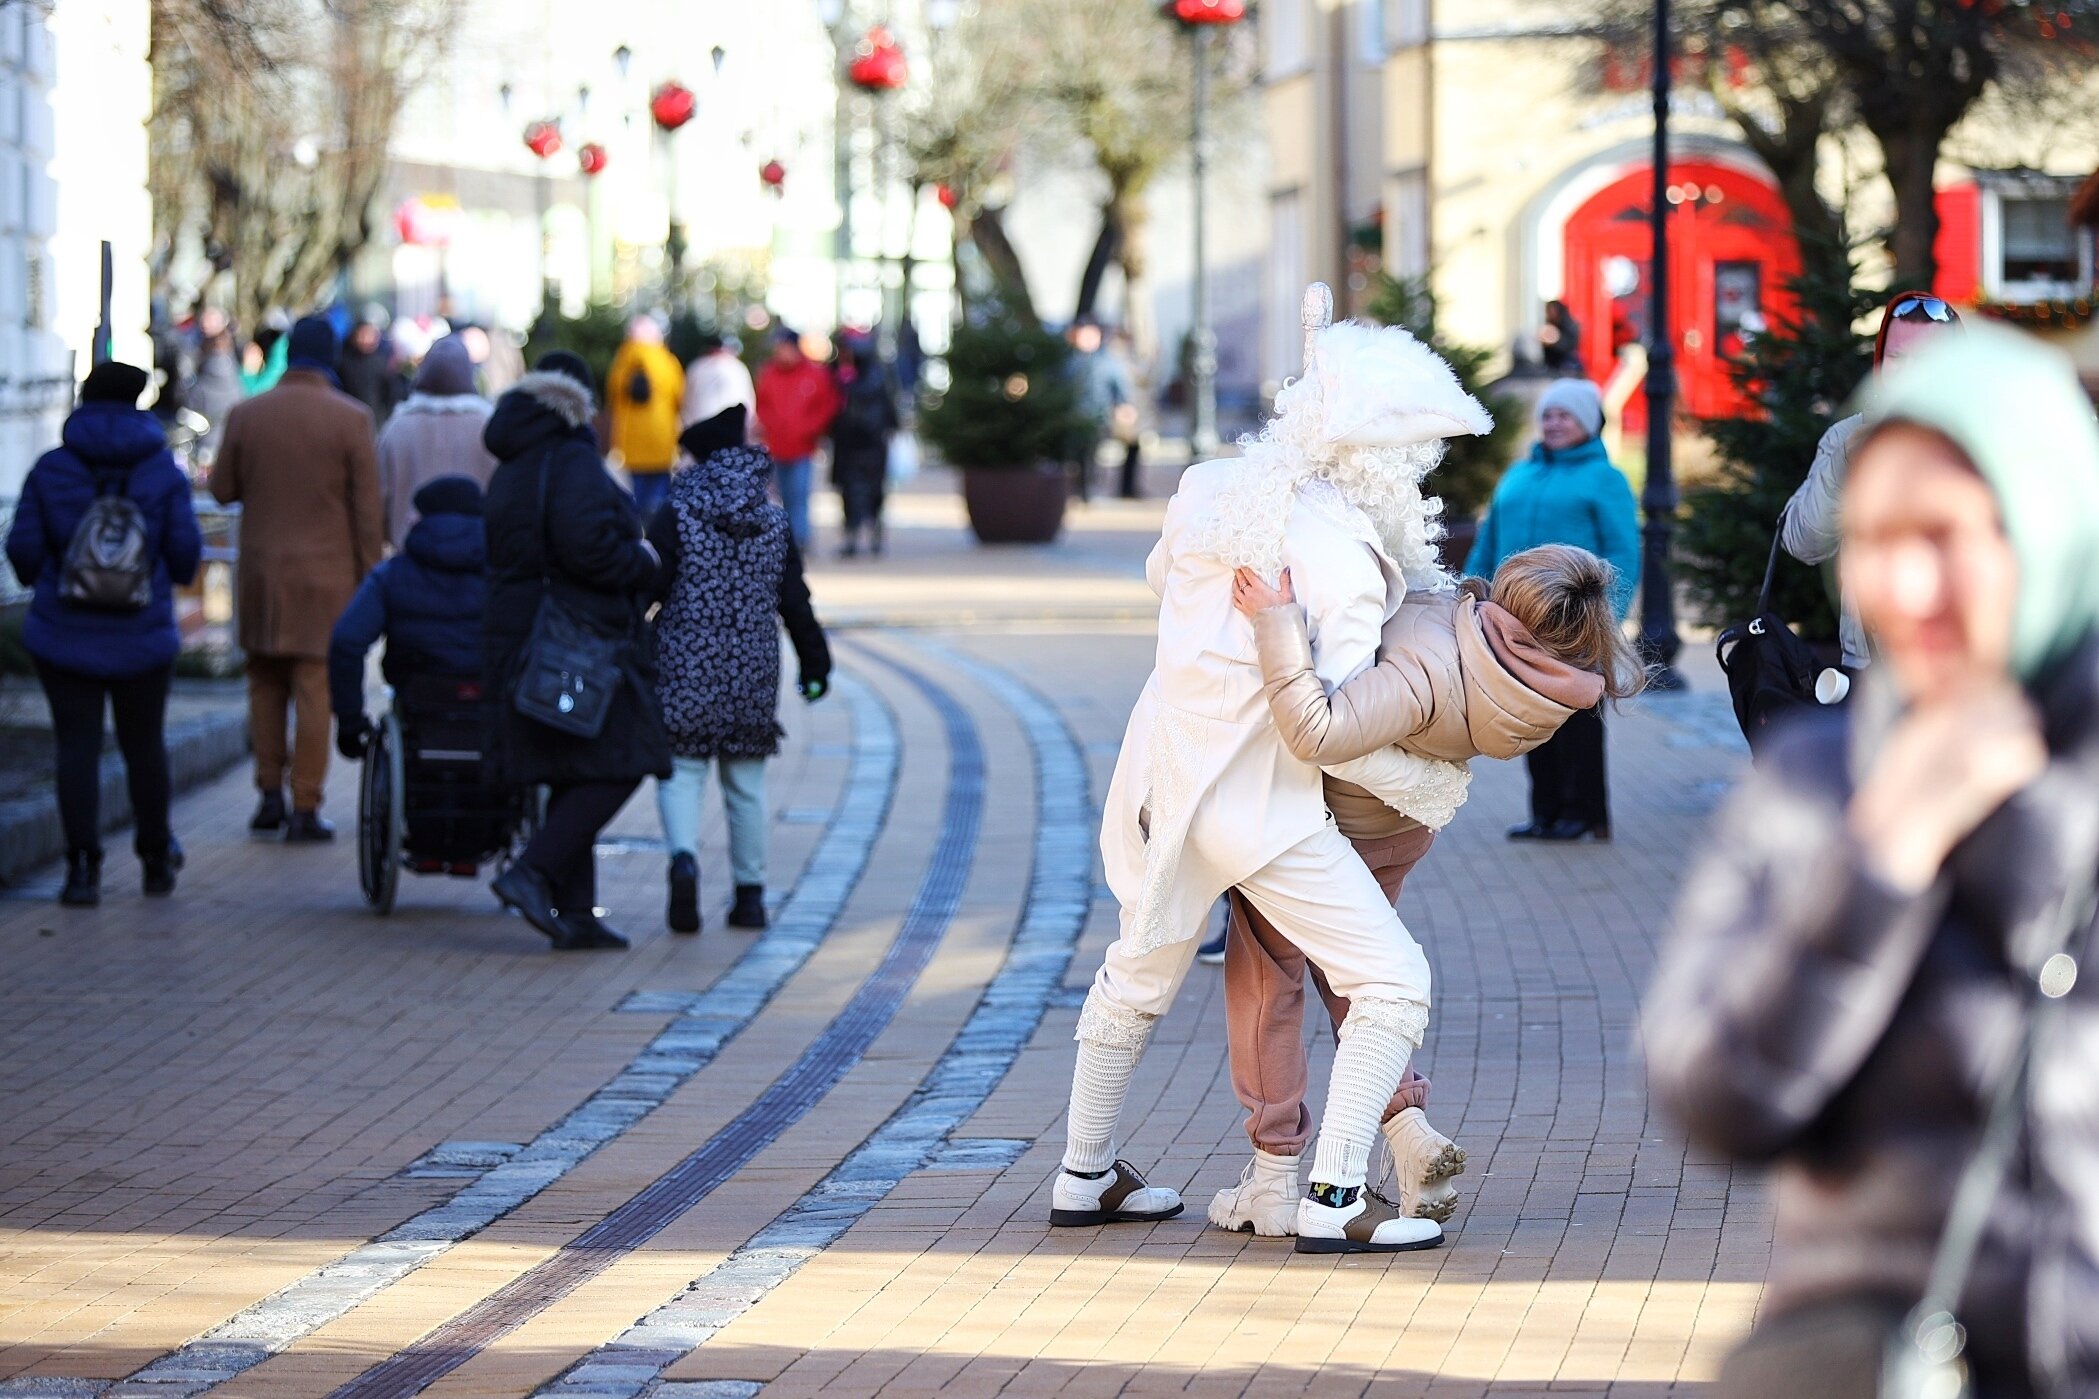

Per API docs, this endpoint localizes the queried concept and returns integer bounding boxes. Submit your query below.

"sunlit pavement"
[0,468,1762,1397]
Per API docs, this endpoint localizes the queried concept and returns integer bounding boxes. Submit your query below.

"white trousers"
[1091,821,1433,1020]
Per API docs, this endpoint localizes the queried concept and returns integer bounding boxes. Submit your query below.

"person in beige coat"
[1209,545,1643,1237]
[211,316,384,840]
[377,337,497,549]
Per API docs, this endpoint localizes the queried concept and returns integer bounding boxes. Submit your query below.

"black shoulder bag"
[1881,877,2098,1399]
[511,453,626,739]
[1716,522,1833,757]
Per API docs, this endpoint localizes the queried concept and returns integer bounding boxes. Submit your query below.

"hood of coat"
[403,510,487,573]
[672,445,775,538]
[1453,595,1601,757]
[484,370,596,460]
[61,403,168,469]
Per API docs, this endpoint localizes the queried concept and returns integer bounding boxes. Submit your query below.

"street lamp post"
[818,0,853,326]
[1639,0,1684,688]
[1164,0,1244,463]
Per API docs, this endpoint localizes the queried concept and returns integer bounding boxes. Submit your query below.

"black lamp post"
[1639,0,1685,689]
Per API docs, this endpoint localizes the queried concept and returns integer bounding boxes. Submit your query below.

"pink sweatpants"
[1224,825,1437,1157]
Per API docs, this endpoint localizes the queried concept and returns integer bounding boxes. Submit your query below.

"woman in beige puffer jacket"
[1208,545,1644,1237]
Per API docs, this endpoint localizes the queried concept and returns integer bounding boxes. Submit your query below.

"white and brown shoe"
[1383,1106,1465,1223]
[1050,1160,1185,1227]
[1294,1190,1444,1254]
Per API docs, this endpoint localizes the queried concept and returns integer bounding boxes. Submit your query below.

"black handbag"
[1716,524,1835,757]
[511,454,625,739]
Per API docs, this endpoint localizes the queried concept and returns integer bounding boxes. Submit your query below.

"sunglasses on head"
[1889,293,1955,322]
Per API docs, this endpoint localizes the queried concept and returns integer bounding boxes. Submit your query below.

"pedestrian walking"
[1781,292,1964,674]
[606,315,685,516]
[649,404,831,934]
[5,362,202,907]
[337,312,403,428]
[680,330,755,432]
[1464,377,1639,842]
[1648,327,2099,1399]
[185,314,243,460]
[828,337,899,558]
[1539,299,1583,376]
[753,328,840,552]
[1110,328,1147,500]
[376,337,497,551]
[482,352,669,951]
[1066,318,1132,503]
[210,315,383,842]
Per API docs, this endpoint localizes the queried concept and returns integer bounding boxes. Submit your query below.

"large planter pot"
[961,464,1069,544]
[1438,517,1479,576]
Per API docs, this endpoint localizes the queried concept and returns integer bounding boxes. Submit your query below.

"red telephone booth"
[1561,159,1798,430]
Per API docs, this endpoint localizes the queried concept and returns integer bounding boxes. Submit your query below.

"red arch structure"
[1561,158,1799,429]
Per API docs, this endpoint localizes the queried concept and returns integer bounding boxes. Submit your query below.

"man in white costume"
[1051,285,1492,1253]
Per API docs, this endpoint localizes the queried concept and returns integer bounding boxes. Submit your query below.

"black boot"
[667,853,700,934]
[492,860,567,945]
[250,790,286,835]
[283,810,335,843]
[142,840,185,897]
[557,910,631,950]
[727,883,767,930]
[59,851,101,908]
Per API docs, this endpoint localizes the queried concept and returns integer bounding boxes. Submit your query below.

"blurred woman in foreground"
[1645,326,2099,1397]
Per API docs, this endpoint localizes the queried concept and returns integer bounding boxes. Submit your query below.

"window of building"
[1983,179,2095,302]
[1392,167,1430,279]
[1359,0,1386,64]
[1264,0,1309,76]
[1268,189,1307,386]
[1391,0,1430,48]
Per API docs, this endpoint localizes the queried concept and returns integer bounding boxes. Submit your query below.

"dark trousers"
[1117,439,1143,499]
[836,455,887,536]
[34,659,175,859]
[522,778,638,913]
[1526,705,1609,830]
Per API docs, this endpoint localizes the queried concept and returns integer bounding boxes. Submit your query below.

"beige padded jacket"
[1254,590,1607,837]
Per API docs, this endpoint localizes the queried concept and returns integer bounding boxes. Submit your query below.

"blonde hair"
[1475,545,1648,700]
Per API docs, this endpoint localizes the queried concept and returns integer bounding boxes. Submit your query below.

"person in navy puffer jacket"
[327,475,487,760]
[5,361,203,908]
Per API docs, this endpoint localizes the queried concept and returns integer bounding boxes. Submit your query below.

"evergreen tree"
[1676,253,1879,641]
[919,315,1092,470]
[1364,275,1525,521]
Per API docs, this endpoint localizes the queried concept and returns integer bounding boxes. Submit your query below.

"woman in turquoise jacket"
[1463,377,1639,841]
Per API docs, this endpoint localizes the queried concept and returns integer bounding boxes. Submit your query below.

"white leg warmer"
[1308,998,1428,1189]
[1063,989,1159,1174]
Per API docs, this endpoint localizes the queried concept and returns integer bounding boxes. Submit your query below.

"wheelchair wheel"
[357,711,405,914]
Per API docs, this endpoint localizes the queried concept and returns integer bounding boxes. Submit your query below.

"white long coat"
[1101,459,1402,957]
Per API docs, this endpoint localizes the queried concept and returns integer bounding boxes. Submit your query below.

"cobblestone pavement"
[0,474,1764,1396]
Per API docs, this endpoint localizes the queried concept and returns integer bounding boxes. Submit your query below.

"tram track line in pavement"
[3,674,899,1399]
[321,643,986,1398]
[527,640,1096,1399]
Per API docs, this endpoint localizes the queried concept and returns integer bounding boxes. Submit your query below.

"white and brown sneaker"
[1050,1160,1184,1227]
[1294,1189,1444,1254]
[1382,1106,1465,1223]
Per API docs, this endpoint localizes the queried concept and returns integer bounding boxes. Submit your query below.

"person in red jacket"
[753,328,842,550]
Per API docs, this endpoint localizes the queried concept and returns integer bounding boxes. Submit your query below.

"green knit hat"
[1857,323,2099,685]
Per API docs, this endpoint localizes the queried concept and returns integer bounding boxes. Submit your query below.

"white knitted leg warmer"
[1308,997,1429,1190]
[1063,990,1159,1174]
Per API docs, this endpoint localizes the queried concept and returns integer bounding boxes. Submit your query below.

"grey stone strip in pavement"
[528,639,1094,1399]
[0,673,899,1399]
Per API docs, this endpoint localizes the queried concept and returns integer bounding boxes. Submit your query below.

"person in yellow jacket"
[606,315,686,513]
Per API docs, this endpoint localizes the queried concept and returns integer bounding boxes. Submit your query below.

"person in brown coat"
[211,315,384,841]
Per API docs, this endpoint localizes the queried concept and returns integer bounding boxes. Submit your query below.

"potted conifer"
[919,315,1092,544]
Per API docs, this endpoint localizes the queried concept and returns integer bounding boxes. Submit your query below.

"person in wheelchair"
[328,476,487,765]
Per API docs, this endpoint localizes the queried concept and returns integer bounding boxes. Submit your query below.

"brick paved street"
[0,477,1763,1397]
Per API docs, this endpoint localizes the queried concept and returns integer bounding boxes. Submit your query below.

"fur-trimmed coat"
[377,391,498,549]
[480,371,670,788]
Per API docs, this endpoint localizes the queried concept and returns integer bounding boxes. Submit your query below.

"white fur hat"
[1299,320,1495,448]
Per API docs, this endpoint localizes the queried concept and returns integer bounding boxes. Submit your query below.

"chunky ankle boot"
[667,854,700,934]
[1207,1149,1300,1237]
[250,790,286,834]
[59,850,101,908]
[283,810,335,843]
[142,840,186,898]
[1382,1107,1465,1223]
[727,883,767,929]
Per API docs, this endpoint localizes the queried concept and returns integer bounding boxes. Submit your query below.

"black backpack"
[1715,528,1835,758]
[626,363,653,406]
[59,472,153,613]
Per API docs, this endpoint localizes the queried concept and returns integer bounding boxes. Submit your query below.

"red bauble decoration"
[847,27,908,91]
[760,159,787,189]
[936,183,960,210]
[578,142,609,176]
[523,120,563,159]
[1163,0,1246,22]
[651,81,697,132]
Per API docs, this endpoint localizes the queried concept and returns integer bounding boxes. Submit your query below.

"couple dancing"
[1050,286,1643,1252]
